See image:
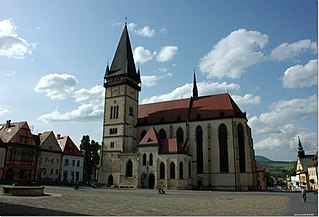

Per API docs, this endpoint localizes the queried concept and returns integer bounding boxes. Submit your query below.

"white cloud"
[156,46,178,62]
[0,19,33,59]
[160,28,167,33]
[133,46,153,64]
[38,103,103,123]
[270,39,317,61]
[0,107,9,116]
[34,73,78,100]
[282,59,318,88]
[198,29,268,79]
[141,75,158,87]
[249,95,318,151]
[141,81,240,104]
[38,85,104,123]
[127,23,137,32]
[232,94,261,110]
[136,26,155,38]
[73,85,104,104]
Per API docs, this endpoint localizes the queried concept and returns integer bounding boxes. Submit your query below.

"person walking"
[301,186,307,202]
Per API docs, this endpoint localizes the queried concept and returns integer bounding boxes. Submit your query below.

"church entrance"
[148,173,155,189]
[140,173,155,189]
[107,174,113,186]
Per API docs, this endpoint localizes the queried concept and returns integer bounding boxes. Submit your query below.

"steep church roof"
[105,24,141,84]
[138,93,246,126]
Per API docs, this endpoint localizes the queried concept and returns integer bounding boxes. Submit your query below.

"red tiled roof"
[138,93,245,125]
[57,135,84,157]
[159,138,186,154]
[0,121,36,145]
[139,127,187,154]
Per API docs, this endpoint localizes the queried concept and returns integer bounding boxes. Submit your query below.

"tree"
[80,135,101,185]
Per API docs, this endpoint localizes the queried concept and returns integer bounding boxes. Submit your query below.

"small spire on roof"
[192,68,198,100]
[125,17,127,26]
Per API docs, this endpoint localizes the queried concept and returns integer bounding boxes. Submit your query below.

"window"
[158,129,167,139]
[149,153,153,166]
[110,105,119,119]
[72,160,75,167]
[77,160,80,167]
[129,106,134,116]
[50,169,53,175]
[176,127,184,144]
[28,151,34,162]
[110,142,114,148]
[56,169,59,175]
[179,162,183,179]
[109,128,118,135]
[160,162,165,179]
[142,153,147,166]
[21,149,28,161]
[64,159,69,166]
[238,124,246,172]
[71,171,75,181]
[196,126,203,173]
[219,124,229,173]
[10,149,16,160]
[188,161,191,178]
[76,172,79,181]
[51,158,54,164]
[63,171,68,181]
[170,162,175,179]
[126,160,133,177]
[57,159,59,164]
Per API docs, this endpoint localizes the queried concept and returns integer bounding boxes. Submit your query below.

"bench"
[3,186,45,196]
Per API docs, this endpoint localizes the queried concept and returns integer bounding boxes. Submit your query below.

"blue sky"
[0,0,317,161]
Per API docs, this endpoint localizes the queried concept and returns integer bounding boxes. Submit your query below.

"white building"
[57,134,84,182]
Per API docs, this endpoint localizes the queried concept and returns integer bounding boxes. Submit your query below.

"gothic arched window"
[159,128,167,139]
[149,153,153,166]
[170,162,176,179]
[196,126,203,173]
[126,160,133,177]
[238,123,246,172]
[219,124,229,173]
[160,162,165,179]
[176,127,184,144]
[179,161,183,179]
[188,160,191,178]
[142,153,147,166]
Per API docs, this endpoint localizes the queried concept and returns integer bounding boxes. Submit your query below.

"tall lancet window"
[126,159,133,177]
[176,127,184,144]
[218,124,229,173]
[196,126,203,173]
[238,124,246,172]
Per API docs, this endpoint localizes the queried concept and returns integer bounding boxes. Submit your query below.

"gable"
[0,121,36,146]
[40,131,62,152]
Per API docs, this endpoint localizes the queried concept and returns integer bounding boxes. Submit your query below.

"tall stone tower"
[98,24,141,185]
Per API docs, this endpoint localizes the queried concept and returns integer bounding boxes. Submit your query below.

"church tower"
[99,23,141,185]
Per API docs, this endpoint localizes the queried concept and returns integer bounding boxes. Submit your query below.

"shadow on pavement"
[0,202,86,216]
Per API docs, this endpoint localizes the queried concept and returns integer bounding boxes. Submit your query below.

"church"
[97,24,259,191]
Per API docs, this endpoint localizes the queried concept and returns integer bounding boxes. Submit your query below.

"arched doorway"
[107,174,113,186]
[6,168,14,181]
[148,173,155,189]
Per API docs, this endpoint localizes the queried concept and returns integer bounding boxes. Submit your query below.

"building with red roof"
[98,24,258,190]
[57,134,84,182]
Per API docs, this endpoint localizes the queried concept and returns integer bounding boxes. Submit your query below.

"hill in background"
[256,155,296,178]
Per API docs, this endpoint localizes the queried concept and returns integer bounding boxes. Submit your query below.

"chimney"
[5,120,11,128]
[57,134,61,140]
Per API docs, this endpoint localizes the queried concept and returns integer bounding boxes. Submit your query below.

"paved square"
[0,185,317,216]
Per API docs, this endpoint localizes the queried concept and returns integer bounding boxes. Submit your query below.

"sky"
[0,0,317,161]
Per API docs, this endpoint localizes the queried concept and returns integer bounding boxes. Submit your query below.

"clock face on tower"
[112,87,118,96]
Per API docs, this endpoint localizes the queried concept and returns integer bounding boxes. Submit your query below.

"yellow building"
[308,152,318,190]
[295,137,315,190]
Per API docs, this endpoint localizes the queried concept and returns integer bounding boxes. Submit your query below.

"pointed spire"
[297,136,305,158]
[109,24,138,80]
[192,68,198,100]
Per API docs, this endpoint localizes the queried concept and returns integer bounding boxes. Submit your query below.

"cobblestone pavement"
[0,185,317,216]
